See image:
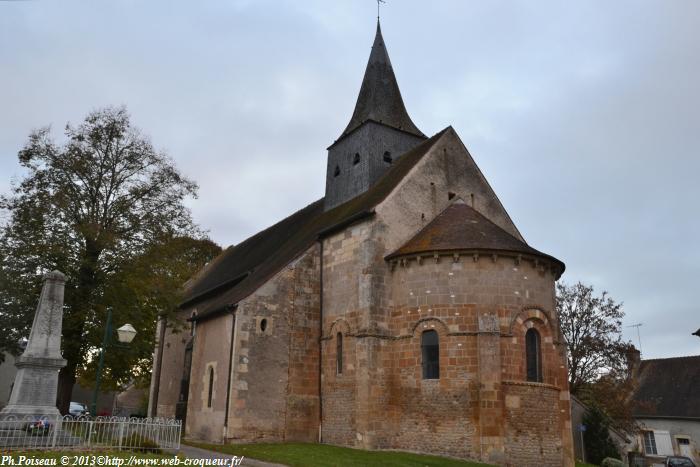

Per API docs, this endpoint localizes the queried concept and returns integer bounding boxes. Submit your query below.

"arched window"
[383,151,392,163]
[353,153,361,165]
[421,330,439,379]
[526,328,542,382]
[336,332,343,374]
[207,367,214,407]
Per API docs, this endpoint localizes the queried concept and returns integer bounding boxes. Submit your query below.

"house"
[630,355,700,464]
[148,20,575,467]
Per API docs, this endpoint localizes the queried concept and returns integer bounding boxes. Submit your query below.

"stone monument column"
[0,271,67,421]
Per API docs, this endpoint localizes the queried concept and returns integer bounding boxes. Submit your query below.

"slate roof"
[184,128,449,320]
[631,355,700,419]
[334,21,425,144]
[385,200,565,275]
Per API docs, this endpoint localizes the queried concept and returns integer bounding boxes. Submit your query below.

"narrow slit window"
[525,328,542,382]
[421,330,439,379]
[383,151,392,163]
[353,153,361,165]
[207,367,214,407]
[333,165,341,177]
[336,332,343,374]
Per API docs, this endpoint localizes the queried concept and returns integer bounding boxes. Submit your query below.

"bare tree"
[556,281,633,394]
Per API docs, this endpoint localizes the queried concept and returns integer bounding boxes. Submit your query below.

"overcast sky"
[1,0,698,359]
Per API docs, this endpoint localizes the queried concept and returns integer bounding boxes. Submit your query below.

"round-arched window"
[525,328,542,382]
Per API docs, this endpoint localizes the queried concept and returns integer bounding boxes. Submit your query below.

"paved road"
[175,444,287,467]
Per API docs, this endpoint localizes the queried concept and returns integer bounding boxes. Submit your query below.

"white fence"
[0,415,181,451]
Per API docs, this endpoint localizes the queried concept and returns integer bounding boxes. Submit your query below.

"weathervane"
[377,0,386,20]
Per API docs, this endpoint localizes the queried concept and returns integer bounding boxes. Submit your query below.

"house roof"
[632,355,700,419]
[333,21,425,145]
[385,199,565,275]
[184,128,449,320]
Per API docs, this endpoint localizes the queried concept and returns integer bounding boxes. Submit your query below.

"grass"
[185,441,495,467]
[576,462,598,467]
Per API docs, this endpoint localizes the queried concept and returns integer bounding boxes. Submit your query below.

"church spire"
[337,21,425,141]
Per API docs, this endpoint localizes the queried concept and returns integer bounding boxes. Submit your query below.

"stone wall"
[224,246,320,443]
[153,310,191,419]
[185,312,232,441]
[375,127,524,250]
[381,254,568,464]
[504,382,563,467]
[320,221,373,446]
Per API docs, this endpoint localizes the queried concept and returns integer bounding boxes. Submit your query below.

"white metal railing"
[0,415,181,451]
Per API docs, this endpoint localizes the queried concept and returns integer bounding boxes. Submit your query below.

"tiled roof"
[385,199,565,275]
[632,355,700,419]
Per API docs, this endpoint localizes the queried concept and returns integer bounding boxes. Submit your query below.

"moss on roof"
[385,200,565,276]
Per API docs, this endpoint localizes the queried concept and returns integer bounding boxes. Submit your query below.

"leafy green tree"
[77,236,221,391]
[0,106,216,412]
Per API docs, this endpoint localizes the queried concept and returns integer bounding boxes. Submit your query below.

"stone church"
[149,21,575,467]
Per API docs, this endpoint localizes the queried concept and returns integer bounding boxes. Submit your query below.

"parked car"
[666,456,696,467]
[69,402,90,418]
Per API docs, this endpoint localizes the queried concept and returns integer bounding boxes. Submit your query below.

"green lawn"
[186,441,494,467]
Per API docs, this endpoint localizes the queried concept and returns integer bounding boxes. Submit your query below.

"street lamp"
[91,309,137,416]
[117,324,137,344]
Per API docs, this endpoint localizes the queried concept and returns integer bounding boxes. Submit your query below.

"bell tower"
[324,21,426,210]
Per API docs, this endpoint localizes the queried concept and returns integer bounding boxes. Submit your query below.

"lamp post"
[91,309,137,416]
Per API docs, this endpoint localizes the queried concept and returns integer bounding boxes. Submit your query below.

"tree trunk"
[57,364,77,415]
[56,241,101,414]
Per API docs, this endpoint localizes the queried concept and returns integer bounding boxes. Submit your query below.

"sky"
[1,0,698,359]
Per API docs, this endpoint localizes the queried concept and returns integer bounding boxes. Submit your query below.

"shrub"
[583,405,621,465]
[601,458,625,467]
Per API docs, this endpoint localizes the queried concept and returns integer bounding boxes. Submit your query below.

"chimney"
[626,345,641,378]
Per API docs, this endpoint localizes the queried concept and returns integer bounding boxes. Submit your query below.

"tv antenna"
[627,323,643,354]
